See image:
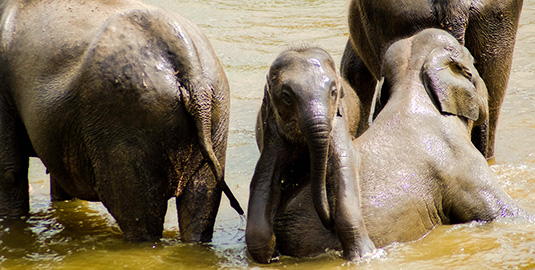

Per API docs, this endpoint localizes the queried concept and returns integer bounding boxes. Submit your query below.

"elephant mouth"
[275,116,305,144]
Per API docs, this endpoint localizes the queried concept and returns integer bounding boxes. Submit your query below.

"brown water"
[1,0,535,269]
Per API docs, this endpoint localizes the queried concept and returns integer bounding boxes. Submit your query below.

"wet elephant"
[247,30,531,263]
[341,0,524,161]
[0,0,242,242]
[245,46,374,263]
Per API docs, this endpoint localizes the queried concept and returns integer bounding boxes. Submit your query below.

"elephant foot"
[340,232,376,262]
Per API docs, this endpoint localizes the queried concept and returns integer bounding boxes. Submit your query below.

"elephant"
[246,29,531,263]
[245,46,374,263]
[341,0,524,162]
[0,0,243,243]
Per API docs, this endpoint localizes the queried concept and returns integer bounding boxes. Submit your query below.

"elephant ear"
[421,48,481,122]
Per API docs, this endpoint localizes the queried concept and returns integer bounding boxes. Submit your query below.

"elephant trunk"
[302,114,333,229]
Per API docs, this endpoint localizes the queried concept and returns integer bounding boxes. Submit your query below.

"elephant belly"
[274,185,340,257]
[51,170,100,201]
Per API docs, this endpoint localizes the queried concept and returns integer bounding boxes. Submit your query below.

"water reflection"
[1,0,535,269]
[0,200,120,266]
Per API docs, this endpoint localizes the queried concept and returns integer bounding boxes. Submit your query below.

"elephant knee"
[0,170,16,188]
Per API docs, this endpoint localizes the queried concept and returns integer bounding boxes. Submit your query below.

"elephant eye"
[330,85,338,99]
[281,87,293,105]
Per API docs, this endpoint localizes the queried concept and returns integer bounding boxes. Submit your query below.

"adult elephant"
[247,29,531,263]
[246,46,374,263]
[341,0,523,162]
[0,0,243,242]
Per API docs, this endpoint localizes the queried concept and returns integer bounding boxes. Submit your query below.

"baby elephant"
[247,29,531,263]
[246,46,374,263]
[0,0,242,242]
[354,28,530,247]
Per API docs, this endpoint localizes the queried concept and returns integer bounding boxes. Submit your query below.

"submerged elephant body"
[248,29,530,263]
[0,0,241,242]
[342,0,524,160]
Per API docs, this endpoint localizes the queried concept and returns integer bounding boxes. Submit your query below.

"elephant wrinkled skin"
[0,0,242,242]
[250,30,531,262]
[341,0,524,161]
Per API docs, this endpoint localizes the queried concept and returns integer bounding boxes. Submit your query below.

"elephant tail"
[189,82,244,216]
[185,73,244,216]
[171,18,244,216]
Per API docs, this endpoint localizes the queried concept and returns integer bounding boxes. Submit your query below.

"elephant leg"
[465,0,522,161]
[0,160,29,217]
[95,150,169,241]
[0,112,30,217]
[176,162,222,243]
[246,146,284,263]
[50,173,73,201]
[470,119,489,161]
[340,39,377,136]
[467,40,508,161]
[329,115,375,260]
[101,188,168,241]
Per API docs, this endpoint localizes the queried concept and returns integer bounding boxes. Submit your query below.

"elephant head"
[246,46,373,263]
[266,47,340,229]
[371,28,488,128]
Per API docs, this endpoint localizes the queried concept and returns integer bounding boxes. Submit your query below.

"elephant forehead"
[271,47,335,74]
[309,57,320,65]
[272,57,330,75]
[278,57,334,83]
[278,67,332,87]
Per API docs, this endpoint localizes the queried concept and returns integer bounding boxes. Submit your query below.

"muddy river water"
[1,0,535,269]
